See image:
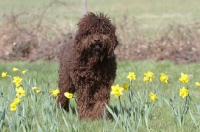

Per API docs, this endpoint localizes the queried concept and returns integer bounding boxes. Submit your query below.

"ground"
[1,29,200,64]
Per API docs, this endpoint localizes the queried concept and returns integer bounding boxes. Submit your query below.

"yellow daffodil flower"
[160,73,169,83]
[149,92,158,102]
[32,87,41,94]
[10,103,17,111]
[15,83,21,87]
[13,67,20,72]
[15,86,26,98]
[32,87,38,90]
[13,98,21,105]
[1,72,7,78]
[13,77,23,86]
[143,71,155,83]
[123,83,130,90]
[64,92,73,99]
[127,72,136,81]
[179,73,189,84]
[196,82,200,87]
[22,70,28,74]
[111,84,123,98]
[180,87,189,98]
[50,89,60,97]
[36,89,41,94]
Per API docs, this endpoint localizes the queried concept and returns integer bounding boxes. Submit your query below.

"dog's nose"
[94,36,100,42]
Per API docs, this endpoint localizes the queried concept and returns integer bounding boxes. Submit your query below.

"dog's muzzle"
[89,42,104,54]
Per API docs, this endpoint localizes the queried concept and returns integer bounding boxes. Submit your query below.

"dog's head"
[75,12,118,61]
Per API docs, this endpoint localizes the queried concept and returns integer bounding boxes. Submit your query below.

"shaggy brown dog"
[57,12,118,119]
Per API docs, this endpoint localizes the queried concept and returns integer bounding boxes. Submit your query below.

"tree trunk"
[82,0,87,15]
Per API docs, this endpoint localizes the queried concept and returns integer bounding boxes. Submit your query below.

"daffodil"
[32,87,41,94]
[143,77,148,83]
[127,72,136,81]
[13,67,20,72]
[1,72,7,78]
[15,86,25,98]
[32,87,38,90]
[64,92,73,99]
[143,71,155,83]
[10,103,17,111]
[196,82,200,87]
[13,98,21,105]
[180,87,189,98]
[111,84,123,98]
[22,70,28,74]
[160,73,169,83]
[13,77,23,86]
[123,83,130,90]
[149,92,158,102]
[15,83,21,87]
[36,89,41,94]
[179,73,189,84]
[50,89,60,97]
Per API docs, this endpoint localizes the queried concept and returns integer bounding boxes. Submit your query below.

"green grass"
[1,0,200,36]
[0,61,58,89]
[1,61,200,131]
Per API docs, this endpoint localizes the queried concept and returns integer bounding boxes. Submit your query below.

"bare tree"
[82,0,87,15]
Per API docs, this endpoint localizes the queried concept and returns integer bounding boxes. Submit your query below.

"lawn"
[1,61,200,131]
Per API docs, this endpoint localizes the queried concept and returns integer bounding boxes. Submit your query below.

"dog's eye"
[86,31,91,35]
[100,29,107,34]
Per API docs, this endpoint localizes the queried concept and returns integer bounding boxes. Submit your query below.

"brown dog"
[57,12,118,119]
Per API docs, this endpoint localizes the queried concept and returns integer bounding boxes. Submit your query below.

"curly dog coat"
[57,12,118,119]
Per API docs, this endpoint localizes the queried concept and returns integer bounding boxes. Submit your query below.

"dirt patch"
[115,39,200,64]
[116,23,200,64]
[1,30,200,64]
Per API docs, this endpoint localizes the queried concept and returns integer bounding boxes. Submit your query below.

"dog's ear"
[106,36,118,59]
[77,12,96,30]
[114,37,118,49]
